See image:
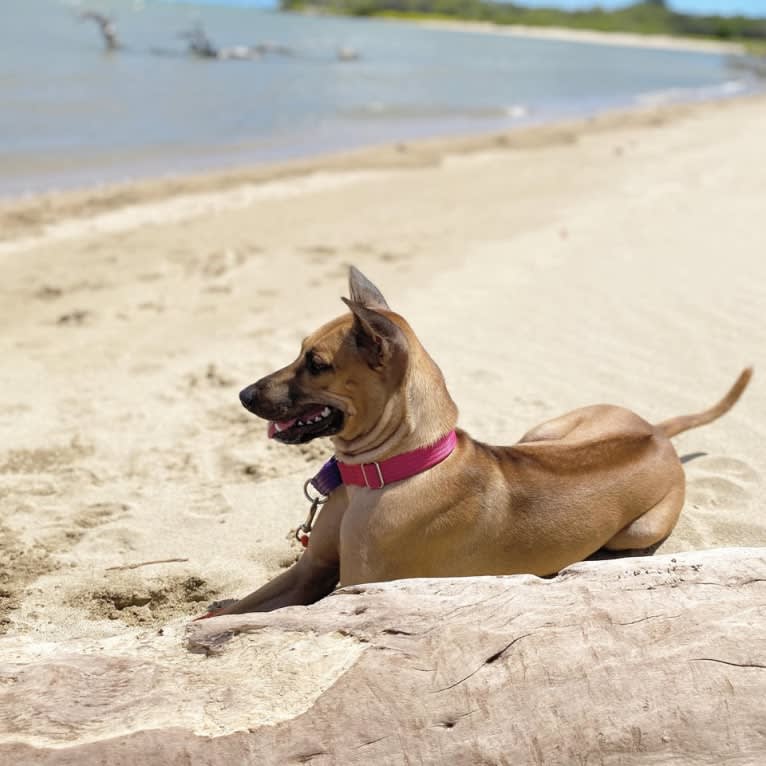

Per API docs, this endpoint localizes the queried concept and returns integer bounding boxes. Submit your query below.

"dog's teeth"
[274,424,283,433]
[321,407,331,417]
[312,416,321,423]
[297,420,305,426]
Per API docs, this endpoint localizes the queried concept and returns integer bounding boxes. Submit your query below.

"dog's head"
[240,267,413,447]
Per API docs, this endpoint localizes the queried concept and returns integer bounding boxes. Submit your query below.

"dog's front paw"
[192,598,239,621]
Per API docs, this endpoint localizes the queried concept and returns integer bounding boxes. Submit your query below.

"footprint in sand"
[210,436,330,486]
[0,442,92,475]
[216,450,282,484]
[686,476,748,509]
[685,456,757,510]
[34,502,131,548]
[34,286,63,301]
[35,280,108,302]
[185,363,236,390]
[200,248,249,278]
[73,502,131,530]
[692,456,759,484]
[55,310,91,326]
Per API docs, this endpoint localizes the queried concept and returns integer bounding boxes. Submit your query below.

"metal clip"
[296,479,329,547]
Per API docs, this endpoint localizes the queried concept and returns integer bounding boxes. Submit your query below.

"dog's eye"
[306,354,332,376]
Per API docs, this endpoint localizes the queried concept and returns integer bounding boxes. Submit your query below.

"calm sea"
[0,0,757,196]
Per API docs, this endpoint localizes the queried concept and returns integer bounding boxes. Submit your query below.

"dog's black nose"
[239,384,257,410]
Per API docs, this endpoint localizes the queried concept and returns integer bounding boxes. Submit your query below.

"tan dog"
[213,267,752,616]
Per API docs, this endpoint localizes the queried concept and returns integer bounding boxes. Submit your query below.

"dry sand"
[0,95,764,656]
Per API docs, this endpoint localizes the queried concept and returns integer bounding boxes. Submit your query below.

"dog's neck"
[332,344,458,465]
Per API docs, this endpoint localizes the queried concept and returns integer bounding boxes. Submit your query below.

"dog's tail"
[656,367,753,439]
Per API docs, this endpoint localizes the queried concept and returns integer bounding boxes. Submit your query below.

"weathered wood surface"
[2,548,765,765]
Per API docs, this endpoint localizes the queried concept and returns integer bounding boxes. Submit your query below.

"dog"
[209,267,752,616]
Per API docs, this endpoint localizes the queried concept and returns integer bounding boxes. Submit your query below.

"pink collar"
[310,430,458,494]
[338,430,458,489]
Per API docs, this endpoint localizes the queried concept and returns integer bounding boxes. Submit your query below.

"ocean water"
[0,0,758,196]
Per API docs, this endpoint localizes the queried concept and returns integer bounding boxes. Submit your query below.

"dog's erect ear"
[342,298,405,369]
[348,266,390,310]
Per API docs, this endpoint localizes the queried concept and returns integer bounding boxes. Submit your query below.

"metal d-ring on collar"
[304,479,329,506]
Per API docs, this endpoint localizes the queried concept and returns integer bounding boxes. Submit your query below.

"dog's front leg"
[213,488,347,615]
[213,552,338,615]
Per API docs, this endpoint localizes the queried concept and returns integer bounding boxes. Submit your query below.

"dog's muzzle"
[238,381,344,444]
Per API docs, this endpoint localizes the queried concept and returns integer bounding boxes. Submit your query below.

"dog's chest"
[338,486,417,584]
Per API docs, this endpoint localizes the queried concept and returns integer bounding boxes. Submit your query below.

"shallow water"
[0,0,757,195]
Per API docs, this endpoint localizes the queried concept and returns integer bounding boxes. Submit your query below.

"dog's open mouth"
[267,405,344,444]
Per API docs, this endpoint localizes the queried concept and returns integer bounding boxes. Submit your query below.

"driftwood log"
[1,548,765,765]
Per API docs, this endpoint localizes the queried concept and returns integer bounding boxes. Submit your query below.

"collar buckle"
[361,461,385,490]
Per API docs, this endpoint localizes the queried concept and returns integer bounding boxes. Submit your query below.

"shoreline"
[1,11,756,211]
[294,9,749,54]
[2,92,765,252]
[382,16,747,54]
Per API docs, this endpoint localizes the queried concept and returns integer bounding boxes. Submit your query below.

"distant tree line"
[280,0,766,42]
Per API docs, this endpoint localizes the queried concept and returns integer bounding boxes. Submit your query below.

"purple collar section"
[310,430,458,495]
[310,456,343,497]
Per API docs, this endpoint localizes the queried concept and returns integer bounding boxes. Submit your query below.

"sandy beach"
[396,17,746,53]
[1,93,764,662]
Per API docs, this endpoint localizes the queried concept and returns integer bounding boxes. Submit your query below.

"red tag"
[299,533,309,547]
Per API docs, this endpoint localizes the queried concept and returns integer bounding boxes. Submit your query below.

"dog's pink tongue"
[267,406,326,439]
[268,416,298,439]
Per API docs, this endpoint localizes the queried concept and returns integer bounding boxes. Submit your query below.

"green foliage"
[746,39,766,56]
[281,0,766,42]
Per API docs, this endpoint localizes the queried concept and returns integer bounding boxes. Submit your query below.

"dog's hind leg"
[602,483,685,551]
